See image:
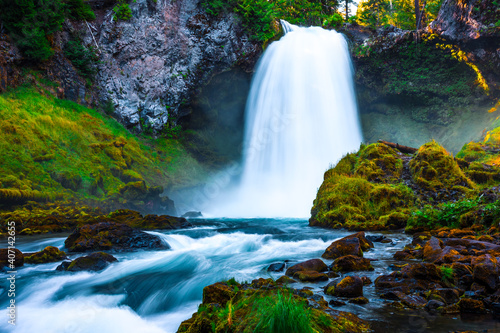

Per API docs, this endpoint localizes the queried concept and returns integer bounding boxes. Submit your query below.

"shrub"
[113,0,132,20]
[64,40,97,78]
[0,0,66,61]
[323,13,344,29]
[67,0,96,21]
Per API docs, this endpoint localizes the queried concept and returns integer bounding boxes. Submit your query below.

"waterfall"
[211,21,363,218]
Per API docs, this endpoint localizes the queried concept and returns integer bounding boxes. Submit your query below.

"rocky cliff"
[86,0,260,132]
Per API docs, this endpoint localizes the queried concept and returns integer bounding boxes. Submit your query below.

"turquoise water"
[1,219,498,333]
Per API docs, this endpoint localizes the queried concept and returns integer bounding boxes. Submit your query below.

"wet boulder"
[0,248,23,269]
[57,252,118,272]
[24,246,67,264]
[325,276,363,298]
[267,262,286,272]
[472,254,499,291]
[331,255,374,272]
[458,298,487,314]
[202,282,236,306]
[293,270,329,282]
[322,237,362,259]
[349,296,369,304]
[64,222,169,252]
[390,291,427,309]
[401,263,441,281]
[423,237,443,262]
[276,275,296,284]
[285,259,327,276]
[322,232,374,260]
[429,288,461,305]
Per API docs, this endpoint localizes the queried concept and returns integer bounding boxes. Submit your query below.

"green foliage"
[64,40,98,78]
[407,197,500,231]
[439,266,454,282]
[254,291,313,333]
[201,0,342,43]
[323,13,344,29]
[235,0,275,42]
[357,0,443,29]
[113,0,132,20]
[0,0,66,61]
[67,0,96,20]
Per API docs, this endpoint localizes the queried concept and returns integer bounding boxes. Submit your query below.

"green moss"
[410,141,475,193]
[0,86,207,208]
[24,246,66,264]
[310,172,414,230]
[354,143,404,182]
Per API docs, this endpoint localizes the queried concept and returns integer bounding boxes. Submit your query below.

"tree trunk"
[345,0,349,19]
[414,0,420,30]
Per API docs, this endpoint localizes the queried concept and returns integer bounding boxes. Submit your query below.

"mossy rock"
[60,252,118,272]
[410,141,475,193]
[354,143,404,182]
[310,172,414,230]
[24,246,66,264]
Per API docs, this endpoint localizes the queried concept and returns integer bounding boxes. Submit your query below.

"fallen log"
[377,140,418,154]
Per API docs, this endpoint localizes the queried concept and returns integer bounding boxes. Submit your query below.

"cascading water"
[212,20,363,218]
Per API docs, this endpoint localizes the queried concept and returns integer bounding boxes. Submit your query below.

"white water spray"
[211,21,363,218]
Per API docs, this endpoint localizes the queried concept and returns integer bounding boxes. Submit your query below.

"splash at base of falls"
[208,21,363,218]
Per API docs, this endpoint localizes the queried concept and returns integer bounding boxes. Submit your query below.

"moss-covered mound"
[310,140,488,231]
[178,279,369,333]
[310,143,415,230]
[457,121,500,186]
[0,86,207,213]
[410,141,475,197]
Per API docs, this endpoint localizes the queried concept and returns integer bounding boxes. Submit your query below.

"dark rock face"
[57,252,118,272]
[285,259,328,276]
[429,0,480,41]
[64,222,170,252]
[90,0,260,131]
[0,34,22,93]
[0,248,23,269]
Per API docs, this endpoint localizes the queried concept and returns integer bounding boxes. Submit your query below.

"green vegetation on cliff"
[310,139,500,231]
[0,86,206,210]
[202,0,342,42]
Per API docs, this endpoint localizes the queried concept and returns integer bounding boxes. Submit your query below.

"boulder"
[458,298,487,314]
[57,252,118,272]
[472,254,499,290]
[0,248,23,269]
[325,276,363,298]
[331,255,374,272]
[293,270,329,282]
[64,222,169,252]
[267,262,286,272]
[202,282,235,306]
[24,246,67,264]
[390,291,427,309]
[430,288,461,305]
[349,296,369,304]
[344,232,374,251]
[401,263,441,281]
[322,237,362,259]
[276,276,296,284]
[285,259,327,276]
[423,237,443,262]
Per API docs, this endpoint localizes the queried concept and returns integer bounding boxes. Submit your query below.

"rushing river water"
[2,219,499,333]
